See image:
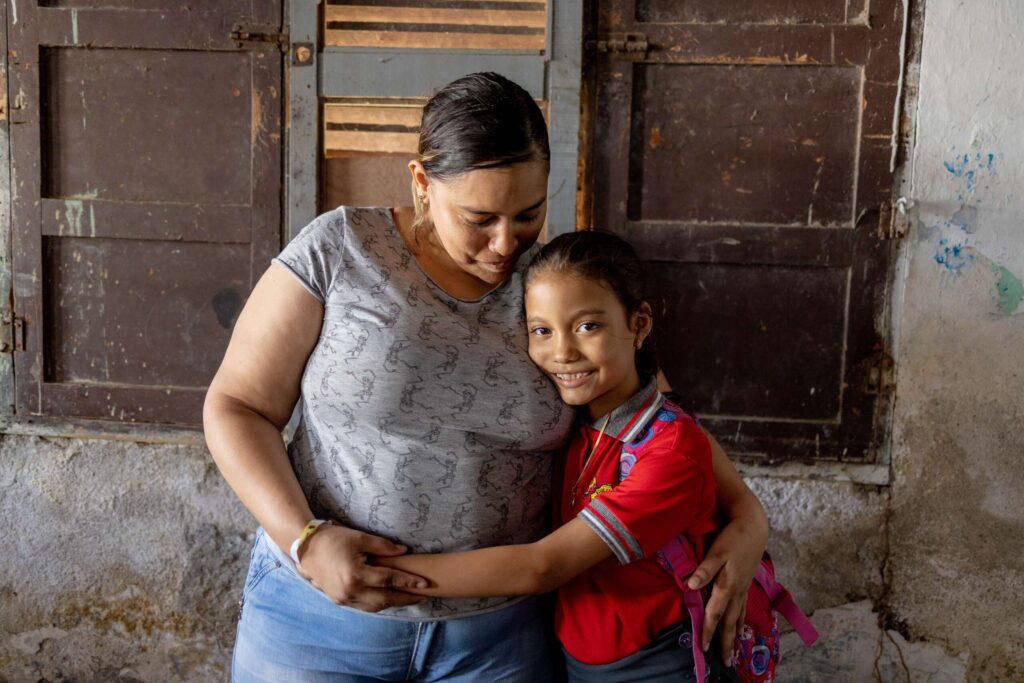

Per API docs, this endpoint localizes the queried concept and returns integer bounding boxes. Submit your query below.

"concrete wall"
[0,435,252,681]
[885,0,1024,678]
[2,0,1023,681]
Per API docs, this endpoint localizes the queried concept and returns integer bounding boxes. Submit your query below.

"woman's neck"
[392,206,507,300]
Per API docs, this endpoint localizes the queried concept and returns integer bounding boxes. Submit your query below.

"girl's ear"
[631,302,654,348]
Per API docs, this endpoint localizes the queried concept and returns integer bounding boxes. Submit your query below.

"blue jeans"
[232,529,560,682]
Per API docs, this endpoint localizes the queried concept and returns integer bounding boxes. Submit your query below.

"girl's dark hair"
[418,72,549,180]
[524,231,660,378]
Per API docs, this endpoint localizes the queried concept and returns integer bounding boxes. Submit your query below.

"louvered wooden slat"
[326,30,542,49]
[324,103,423,128]
[326,6,546,28]
[324,0,546,51]
[324,131,419,155]
[324,102,423,157]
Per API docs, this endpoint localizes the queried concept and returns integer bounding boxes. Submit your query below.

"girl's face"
[411,160,548,287]
[525,271,652,420]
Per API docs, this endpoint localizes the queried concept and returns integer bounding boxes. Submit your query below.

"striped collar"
[586,375,664,444]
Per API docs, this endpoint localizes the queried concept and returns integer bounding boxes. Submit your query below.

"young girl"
[378,231,727,680]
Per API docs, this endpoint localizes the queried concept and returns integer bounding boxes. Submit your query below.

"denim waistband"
[252,527,532,623]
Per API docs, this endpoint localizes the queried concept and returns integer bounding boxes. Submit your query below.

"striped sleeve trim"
[581,499,644,565]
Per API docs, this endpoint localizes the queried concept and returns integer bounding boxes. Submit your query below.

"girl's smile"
[525,271,652,420]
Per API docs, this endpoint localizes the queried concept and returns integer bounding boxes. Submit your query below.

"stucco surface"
[0,434,252,681]
[750,478,886,611]
[782,601,968,682]
[886,0,1024,679]
[0,432,900,680]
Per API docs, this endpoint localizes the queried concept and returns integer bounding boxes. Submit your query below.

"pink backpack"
[657,536,819,682]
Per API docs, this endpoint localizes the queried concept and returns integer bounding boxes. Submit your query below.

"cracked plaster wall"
[0,432,891,681]
[0,435,252,681]
[885,0,1024,679]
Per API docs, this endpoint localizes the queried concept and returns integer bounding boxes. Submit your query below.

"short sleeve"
[272,208,349,304]
[579,420,715,565]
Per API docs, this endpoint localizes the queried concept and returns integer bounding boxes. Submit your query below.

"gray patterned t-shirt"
[273,206,574,620]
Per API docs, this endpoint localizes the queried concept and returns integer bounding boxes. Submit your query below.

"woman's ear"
[408,160,430,198]
[632,302,654,348]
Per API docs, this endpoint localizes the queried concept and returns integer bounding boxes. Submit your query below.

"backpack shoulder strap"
[753,556,820,647]
[657,535,708,682]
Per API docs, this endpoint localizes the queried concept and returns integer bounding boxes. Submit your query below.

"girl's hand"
[686,516,768,663]
[297,523,429,612]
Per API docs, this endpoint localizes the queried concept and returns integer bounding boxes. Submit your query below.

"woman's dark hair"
[418,72,549,179]
[524,231,660,378]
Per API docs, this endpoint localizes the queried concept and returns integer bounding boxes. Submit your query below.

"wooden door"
[8,1,282,426]
[583,0,903,461]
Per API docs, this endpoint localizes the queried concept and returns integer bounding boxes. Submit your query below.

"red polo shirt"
[554,380,718,665]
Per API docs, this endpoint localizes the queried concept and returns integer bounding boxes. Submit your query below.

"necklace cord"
[571,413,612,508]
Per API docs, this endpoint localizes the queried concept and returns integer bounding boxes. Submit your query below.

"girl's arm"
[658,370,769,658]
[377,518,612,597]
[204,264,427,611]
[693,428,770,657]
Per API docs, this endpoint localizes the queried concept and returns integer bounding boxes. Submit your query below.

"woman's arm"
[377,518,612,597]
[204,264,426,611]
[693,429,770,658]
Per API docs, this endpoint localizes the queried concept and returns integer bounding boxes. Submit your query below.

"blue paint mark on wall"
[934,238,974,272]
[931,152,996,274]
[943,152,996,195]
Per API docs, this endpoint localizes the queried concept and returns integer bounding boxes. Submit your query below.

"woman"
[204,72,768,681]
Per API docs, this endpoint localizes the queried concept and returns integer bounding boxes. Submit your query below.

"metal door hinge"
[1,313,25,353]
[230,25,290,51]
[593,32,649,56]
[859,350,894,395]
[878,197,910,240]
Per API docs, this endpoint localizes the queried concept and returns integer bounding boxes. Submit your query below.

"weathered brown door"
[8,2,282,426]
[584,1,903,461]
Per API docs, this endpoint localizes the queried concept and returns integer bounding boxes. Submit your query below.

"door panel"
[585,0,902,461]
[42,49,254,204]
[652,262,847,421]
[629,64,859,225]
[43,237,251,387]
[635,1,854,24]
[9,2,282,426]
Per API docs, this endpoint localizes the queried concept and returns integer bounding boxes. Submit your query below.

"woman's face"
[415,160,548,286]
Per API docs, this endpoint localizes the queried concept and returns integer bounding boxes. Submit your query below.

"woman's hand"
[687,515,768,661]
[298,523,429,612]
